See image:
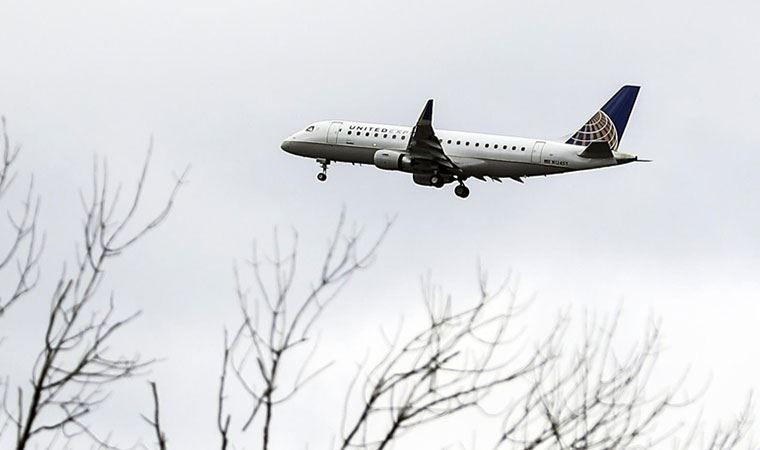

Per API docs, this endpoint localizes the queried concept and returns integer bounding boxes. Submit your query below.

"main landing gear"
[430,173,445,188]
[316,159,330,182]
[454,182,470,199]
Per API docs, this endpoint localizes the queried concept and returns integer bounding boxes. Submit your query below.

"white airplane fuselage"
[281,87,643,197]
[281,120,637,179]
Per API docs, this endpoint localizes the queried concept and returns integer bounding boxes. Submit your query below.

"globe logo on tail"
[566,111,620,151]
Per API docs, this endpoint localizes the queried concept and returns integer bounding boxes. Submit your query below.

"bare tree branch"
[5,149,187,450]
[340,272,558,450]
[220,210,392,450]
[0,117,21,200]
[141,382,167,450]
[494,309,689,450]
[675,393,756,450]
[217,331,231,450]
[0,117,42,319]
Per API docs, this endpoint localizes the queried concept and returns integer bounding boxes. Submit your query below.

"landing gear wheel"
[430,175,441,186]
[434,179,445,188]
[454,184,470,199]
[316,159,330,182]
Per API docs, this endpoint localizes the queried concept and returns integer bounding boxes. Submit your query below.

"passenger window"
[512,146,516,150]
[392,135,397,139]
[465,142,470,146]
[485,144,489,148]
[384,134,388,138]
[347,131,352,135]
[447,140,452,144]
[457,141,461,145]
[305,126,315,132]
[374,133,378,137]
[521,147,525,151]
[365,132,370,136]
[475,143,479,147]
[401,136,406,140]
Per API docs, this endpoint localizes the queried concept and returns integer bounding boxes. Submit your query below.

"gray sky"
[1,0,759,448]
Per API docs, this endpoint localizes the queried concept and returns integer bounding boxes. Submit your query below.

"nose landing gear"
[316,159,330,182]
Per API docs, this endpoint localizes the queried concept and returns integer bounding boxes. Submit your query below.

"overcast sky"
[1,0,759,448]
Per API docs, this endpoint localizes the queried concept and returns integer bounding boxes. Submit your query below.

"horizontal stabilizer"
[578,141,614,159]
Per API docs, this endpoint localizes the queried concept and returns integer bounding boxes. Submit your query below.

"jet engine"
[373,150,413,172]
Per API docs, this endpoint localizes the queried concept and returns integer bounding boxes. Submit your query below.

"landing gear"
[316,159,330,182]
[429,171,446,188]
[454,183,470,199]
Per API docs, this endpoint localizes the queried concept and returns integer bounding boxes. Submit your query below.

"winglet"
[578,141,614,159]
[407,99,462,173]
[418,99,434,125]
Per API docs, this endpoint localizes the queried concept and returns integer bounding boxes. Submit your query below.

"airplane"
[281,85,646,198]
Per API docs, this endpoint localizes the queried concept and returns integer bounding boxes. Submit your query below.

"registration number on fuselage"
[543,159,569,166]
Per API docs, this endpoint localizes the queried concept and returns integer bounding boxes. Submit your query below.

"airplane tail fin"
[566,85,640,151]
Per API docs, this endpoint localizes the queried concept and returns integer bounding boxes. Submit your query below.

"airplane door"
[327,121,343,144]
[531,141,545,164]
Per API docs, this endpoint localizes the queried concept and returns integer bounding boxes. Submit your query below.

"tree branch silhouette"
[225,211,392,450]
[146,212,392,450]
[2,147,186,450]
[141,382,168,450]
[339,271,560,450]
[0,117,42,319]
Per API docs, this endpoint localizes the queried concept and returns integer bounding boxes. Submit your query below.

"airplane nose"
[280,140,293,153]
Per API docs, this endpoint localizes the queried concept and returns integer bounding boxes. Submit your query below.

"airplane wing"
[406,100,461,173]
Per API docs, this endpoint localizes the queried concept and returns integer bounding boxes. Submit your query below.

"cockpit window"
[305,125,315,132]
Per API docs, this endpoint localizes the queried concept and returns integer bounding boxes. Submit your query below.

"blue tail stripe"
[600,85,640,141]
[566,85,640,150]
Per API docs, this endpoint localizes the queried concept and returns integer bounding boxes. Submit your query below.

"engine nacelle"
[373,150,413,172]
